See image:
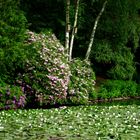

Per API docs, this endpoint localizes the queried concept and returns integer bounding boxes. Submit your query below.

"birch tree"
[65,0,70,57]
[85,0,108,60]
[65,0,107,61]
[69,0,80,61]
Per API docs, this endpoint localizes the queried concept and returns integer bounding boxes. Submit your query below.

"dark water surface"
[96,98,140,106]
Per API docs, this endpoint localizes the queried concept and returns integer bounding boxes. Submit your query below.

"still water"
[95,98,140,106]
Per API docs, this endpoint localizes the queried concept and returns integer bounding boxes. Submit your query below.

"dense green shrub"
[18,31,70,107]
[136,84,140,95]
[98,80,138,99]
[91,0,140,80]
[67,59,96,104]
[0,80,26,110]
[107,47,135,80]
[0,0,27,82]
[92,41,136,80]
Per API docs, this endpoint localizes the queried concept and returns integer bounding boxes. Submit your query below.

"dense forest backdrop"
[21,0,140,80]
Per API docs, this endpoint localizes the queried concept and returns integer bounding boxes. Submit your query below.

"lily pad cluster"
[0,105,140,139]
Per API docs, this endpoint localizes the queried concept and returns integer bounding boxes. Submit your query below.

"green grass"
[0,105,140,140]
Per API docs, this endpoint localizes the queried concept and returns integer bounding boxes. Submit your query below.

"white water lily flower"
[0,126,4,129]
[128,125,131,128]
[133,125,138,129]
[69,126,73,129]
[95,132,99,135]
[124,120,128,123]
[58,128,61,130]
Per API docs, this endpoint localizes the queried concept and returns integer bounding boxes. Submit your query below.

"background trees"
[0,0,140,109]
[21,0,140,80]
[0,0,27,109]
[0,0,27,82]
[91,0,140,80]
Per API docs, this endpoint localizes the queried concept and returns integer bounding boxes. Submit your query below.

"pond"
[95,98,140,106]
[0,102,140,140]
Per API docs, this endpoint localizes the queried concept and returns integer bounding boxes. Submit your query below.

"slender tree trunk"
[69,0,80,61]
[85,0,108,61]
[65,0,70,58]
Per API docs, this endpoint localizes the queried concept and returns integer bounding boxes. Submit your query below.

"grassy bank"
[94,78,140,100]
[0,105,140,140]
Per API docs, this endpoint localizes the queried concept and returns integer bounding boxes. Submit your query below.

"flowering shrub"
[15,31,96,107]
[19,31,70,106]
[68,59,96,104]
[0,80,26,110]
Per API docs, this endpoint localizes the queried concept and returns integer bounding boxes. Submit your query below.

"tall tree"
[65,0,70,57]
[69,0,80,61]
[85,0,108,60]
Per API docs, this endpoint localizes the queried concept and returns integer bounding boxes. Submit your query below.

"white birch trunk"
[69,0,80,61]
[65,0,70,57]
[85,0,108,61]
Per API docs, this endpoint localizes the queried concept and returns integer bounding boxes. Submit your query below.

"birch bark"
[85,0,108,60]
[65,0,70,58]
[69,0,80,61]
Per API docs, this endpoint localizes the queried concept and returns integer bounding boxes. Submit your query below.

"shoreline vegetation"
[90,96,140,105]
[23,96,140,109]
[1,74,140,110]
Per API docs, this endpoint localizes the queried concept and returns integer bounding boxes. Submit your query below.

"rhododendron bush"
[19,31,70,106]
[16,31,96,107]
[0,80,26,110]
[68,59,96,104]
